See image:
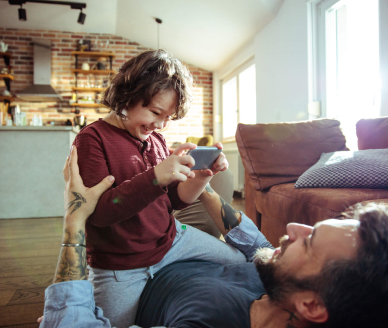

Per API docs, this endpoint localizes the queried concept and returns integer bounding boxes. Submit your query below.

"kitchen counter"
[0,126,78,132]
[0,127,77,219]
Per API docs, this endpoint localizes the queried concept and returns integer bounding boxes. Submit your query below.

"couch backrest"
[357,117,388,150]
[236,119,348,191]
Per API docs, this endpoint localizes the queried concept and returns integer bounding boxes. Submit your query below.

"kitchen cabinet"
[0,126,77,219]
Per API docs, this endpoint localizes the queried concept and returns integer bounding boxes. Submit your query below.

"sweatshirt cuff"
[225,212,274,261]
[44,281,95,313]
[225,213,259,247]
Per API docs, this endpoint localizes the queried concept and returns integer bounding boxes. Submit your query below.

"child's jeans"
[88,219,246,328]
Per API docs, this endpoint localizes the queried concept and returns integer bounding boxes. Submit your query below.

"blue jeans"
[88,219,246,328]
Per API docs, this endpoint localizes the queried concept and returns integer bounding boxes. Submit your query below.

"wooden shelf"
[72,69,115,75]
[0,52,12,59]
[71,103,103,108]
[71,51,115,58]
[72,87,106,92]
[0,74,14,80]
[0,95,14,102]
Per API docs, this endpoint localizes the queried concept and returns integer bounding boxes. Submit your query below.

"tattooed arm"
[53,226,87,283]
[198,183,241,236]
[53,145,115,284]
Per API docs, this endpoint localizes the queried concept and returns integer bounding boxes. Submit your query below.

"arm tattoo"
[67,191,87,214]
[204,183,214,194]
[283,309,300,328]
[54,229,87,283]
[220,196,239,231]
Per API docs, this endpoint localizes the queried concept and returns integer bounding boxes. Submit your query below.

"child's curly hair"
[102,49,193,120]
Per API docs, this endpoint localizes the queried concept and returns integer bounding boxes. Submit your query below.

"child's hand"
[196,142,229,179]
[154,143,197,187]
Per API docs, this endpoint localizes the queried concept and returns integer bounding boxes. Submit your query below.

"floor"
[0,195,245,327]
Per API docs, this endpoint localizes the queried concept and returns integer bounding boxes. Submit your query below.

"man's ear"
[294,291,328,323]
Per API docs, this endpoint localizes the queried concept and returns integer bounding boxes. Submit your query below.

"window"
[222,62,256,139]
[314,0,380,150]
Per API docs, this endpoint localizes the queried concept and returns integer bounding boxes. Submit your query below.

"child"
[74,50,245,328]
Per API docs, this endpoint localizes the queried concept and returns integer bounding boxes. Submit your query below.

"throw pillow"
[295,149,388,189]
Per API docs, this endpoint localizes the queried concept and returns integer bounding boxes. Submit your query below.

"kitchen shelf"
[0,74,14,80]
[1,52,13,95]
[0,96,14,102]
[71,51,115,58]
[0,52,12,59]
[71,50,116,110]
[72,69,115,75]
[71,103,103,108]
[72,87,106,92]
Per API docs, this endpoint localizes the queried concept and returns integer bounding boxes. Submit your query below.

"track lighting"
[77,9,86,25]
[18,4,26,21]
[8,1,86,24]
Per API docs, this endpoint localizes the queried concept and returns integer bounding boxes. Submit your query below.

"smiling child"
[73,50,246,328]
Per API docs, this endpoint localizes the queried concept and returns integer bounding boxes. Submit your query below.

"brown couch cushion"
[236,119,348,191]
[356,117,388,150]
[255,183,388,227]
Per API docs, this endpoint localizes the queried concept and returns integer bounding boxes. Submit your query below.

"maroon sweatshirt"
[74,119,189,270]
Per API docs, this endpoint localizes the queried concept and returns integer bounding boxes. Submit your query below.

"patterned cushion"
[295,149,388,189]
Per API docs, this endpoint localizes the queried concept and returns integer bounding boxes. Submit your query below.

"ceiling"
[0,0,285,71]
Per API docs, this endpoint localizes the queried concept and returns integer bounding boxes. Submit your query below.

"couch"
[236,117,388,247]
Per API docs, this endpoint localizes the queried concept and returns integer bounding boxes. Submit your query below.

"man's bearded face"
[253,236,300,303]
[254,219,360,303]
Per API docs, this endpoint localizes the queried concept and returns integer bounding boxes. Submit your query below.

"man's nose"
[286,223,313,242]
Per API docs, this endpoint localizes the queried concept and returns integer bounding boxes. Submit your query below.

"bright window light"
[222,63,256,139]
[325,0,379,150]
[239,64,256,124]
[222,77,238,139]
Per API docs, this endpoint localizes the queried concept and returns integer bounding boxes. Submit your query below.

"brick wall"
[0,28,213,147]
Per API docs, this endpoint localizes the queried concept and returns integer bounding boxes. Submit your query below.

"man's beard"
[254,236,305,303]
[254,235,291,265]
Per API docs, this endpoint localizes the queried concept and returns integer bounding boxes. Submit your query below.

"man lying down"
[40,146,388,328]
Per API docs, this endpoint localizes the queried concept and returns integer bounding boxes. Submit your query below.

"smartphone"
[186,146,222,170]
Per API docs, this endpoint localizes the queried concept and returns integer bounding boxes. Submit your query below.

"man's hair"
[102,49,193,120]
[318,204,388,328]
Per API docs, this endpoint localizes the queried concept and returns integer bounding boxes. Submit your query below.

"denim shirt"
[40,213,273,328]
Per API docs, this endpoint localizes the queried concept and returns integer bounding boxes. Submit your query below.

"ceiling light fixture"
[18,4,26,21]
[8,0,86,24]
[155,17,162,49]
[77,8,86,25]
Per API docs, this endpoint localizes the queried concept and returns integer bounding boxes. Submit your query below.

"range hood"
[16,39,62,102]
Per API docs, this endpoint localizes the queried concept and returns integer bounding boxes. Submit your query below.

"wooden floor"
[0,217,63,328]
[0,195,245,327]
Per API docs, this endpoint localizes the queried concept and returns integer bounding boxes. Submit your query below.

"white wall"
[253,0,309,123]
[380,0,388,116]
[213,0,309,143]
[0,0,117,35]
